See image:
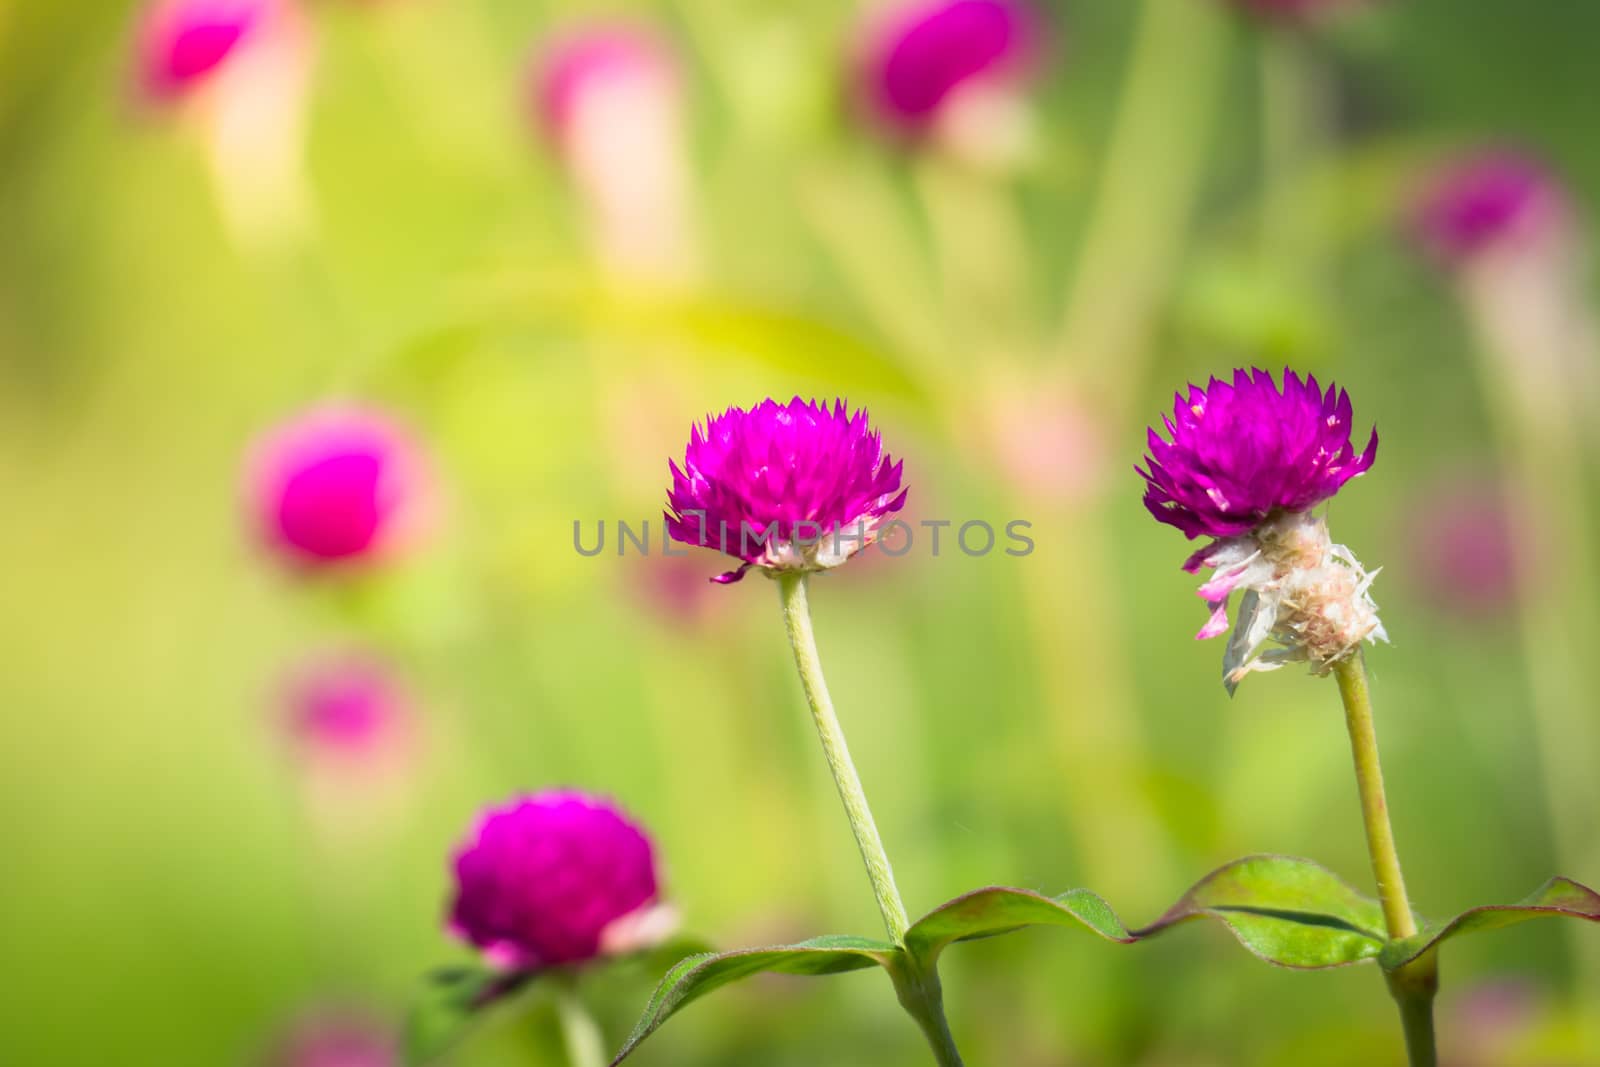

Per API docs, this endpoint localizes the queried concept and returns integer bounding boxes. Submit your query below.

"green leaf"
[1136,855,1389,969]
[1381,876,1600,970]
[609,935,899,1065]
[404,964,535,1066]
[902,886,1135,965]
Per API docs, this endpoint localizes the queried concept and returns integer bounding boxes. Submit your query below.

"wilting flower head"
[267,1009,396,1067]
[135,0,270,102]
[1410,151,1570,267]
[856,0,1043,153]
[247,405,435,571]
[1140,368,1377,540]
[1139,368,1384,691]
[449,792,666,970]
[666,397,908,584]
[283,652,413,771]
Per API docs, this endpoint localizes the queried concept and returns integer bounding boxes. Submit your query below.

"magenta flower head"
[448,791,668,970]
[1139,368,1384,691]
[267,1009,396,1067]
[665,398,908,584]
[135,0,269,102]
[529,23,679,154]
[247,404,435,572]
[1410,150,1570,267]
[855,0,1044,153]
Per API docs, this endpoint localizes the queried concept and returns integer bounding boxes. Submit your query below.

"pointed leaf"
[1136,855,1389,969]
[404,965,535,1066]
[1381,876,1600,970]
[611,936,899,1065]
[903,886,1135,965]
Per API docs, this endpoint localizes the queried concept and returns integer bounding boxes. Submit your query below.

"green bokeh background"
[2,1,1599,1064]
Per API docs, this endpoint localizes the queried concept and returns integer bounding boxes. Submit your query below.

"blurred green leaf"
[610,935,899,1065]
[1136,855,1389,969]
[902,886,1135,965]
[1380,876,1600,970]
[404,965,535,1066]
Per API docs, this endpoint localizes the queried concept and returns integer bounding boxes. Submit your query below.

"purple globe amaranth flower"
[1411,150,1570,267]
[247,404,436,572]
[448,791,668,970]
[856,0,1044,155]
[1140,368,1377,540]
[1139,368,1384,691]
[135,0,271,102]
[665,397,908,584]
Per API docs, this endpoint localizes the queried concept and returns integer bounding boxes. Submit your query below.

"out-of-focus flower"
[1138,368,1384,690]
[1227,0,1362,24]
[283,651,414,773]
[527,23,694,281]
[247,405,436,572]
[135,0,267,102]
[984,378,1107,501]
[448,792,668,970]
[1400,477,1519,620]
[855,0,1045,165]
[665,398,908,584]
[1410,150,1570,267]
[267,1008,397,1067]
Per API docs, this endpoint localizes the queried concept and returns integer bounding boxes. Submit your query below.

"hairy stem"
[1333,653,1438,1067]
[777,572,910,942]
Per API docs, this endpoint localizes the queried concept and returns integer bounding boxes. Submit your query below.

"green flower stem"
[888,955,966,1067]
[777,572,910,942]
[1333,652,1438,1067]
[556,983,605,1067]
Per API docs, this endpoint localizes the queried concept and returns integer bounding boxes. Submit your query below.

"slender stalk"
[555,984,606,1067]
[890,957,967,1067]
[1333,653,1438,1067]
[777,572,910,942]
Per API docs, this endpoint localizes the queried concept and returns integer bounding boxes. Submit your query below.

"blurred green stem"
[556,984,605,1067]
[1333,653,1438,1067]
[777,572,910,942]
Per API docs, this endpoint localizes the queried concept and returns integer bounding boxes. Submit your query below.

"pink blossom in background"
[448,791,667,970]
[135,0,270,102]
[247,405,436,572]
[1410,150,1571,267]
[526,23,694,280]
[1401,478,1519,621]
[854,0,1045,162]
[267,1009,397,1067]
[283,652,414,774]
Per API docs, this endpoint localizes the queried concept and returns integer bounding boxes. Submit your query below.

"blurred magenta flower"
[247,405,435,571]
[665,398,908,584]
[1411,150,1570,266]
[283,651,414,772]
[1401,477,1518,620]
[135,0,268,102]
[448,792,667,970]
[267,1009,396,1067]
[1139,368,1377,541]
[856,0,1044,162]
[1139,368,1384,689]
[527,23,694,280]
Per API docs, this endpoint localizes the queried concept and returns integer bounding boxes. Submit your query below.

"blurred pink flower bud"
[527,24,694,280]
[135,0,269,102]
[283,652,414,774]
[1410,150,1571,268]
[855,0,1045,163]
[247,405,436,572]
[1401,477,1519,621]
[267,1008,397,1067]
